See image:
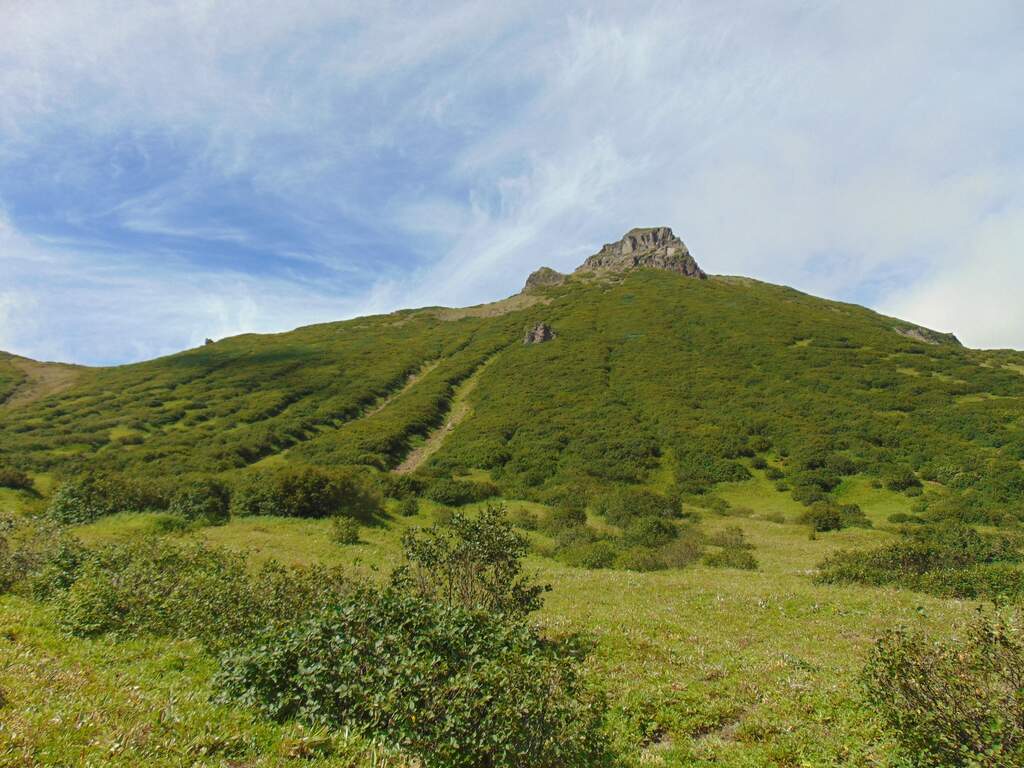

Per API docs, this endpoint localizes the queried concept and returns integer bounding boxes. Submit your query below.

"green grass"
[58,492,982,767]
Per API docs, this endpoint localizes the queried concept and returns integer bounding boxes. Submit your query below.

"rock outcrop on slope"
[576,227,705,279]
[523,266,567,292]
[524,322,555,344]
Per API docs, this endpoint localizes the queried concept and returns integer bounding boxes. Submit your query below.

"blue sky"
[1,1,1023,365]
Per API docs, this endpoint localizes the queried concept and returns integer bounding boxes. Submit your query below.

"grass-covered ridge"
[3,269,1023,525]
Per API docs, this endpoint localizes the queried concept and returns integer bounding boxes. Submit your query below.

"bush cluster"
[230,466,382,520]
[799,502,871,532]
[215,583,608,768]
[817,523,1024,601]
[48,471,171,524]
[13,503,608,768]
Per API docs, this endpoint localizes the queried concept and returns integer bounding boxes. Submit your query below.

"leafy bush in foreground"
[863,612,1024,767]
[215,583,609,768]
[402,504,549,617]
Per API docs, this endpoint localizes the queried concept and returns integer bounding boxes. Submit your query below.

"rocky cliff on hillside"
[576,227,705,279]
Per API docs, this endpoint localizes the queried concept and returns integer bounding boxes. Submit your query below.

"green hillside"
[2,232,1024,767]
[2,266,1023,523]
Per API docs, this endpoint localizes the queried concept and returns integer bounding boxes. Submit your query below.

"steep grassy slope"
[3,270,1023,522]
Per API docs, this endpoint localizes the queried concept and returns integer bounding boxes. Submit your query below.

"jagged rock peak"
[523,266,567,292]
[524,322,555,344]
[576,227,706,279]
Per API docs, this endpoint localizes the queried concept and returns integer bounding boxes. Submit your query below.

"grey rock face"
[524,322,555,344]
[894,325,962,346]
[576,227,706,279]
[523,266,567,292]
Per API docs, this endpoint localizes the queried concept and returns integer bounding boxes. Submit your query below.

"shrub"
[887,512,924,525]
[506,506,538,530]
[330,516,360,545]
[214,584,609,768]
[396,497,419,517]
[750,456,768,470]
[168,477,230,525]
[593,489,678,527]
[863,613,1024,767]
[703,548,759,570]
[424,478,499,507]
[543,505,586,534]
[706,525,752,550]
[401,504,549,618]
[799,502,843,532]
[0,466,33,491]
[764,466,784,480]
[48,471,170,524]
[623,516,678,548]
[658,533,704,568]
[231,466,382,520]
[559,540,619,569]
[54,539,350,653]
[885,467,922,492]
[613,547,666,572]
[817,523,1023,601]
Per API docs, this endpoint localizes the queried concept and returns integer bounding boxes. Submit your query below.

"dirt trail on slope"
[393,356,497,475]
[2,357,84,409]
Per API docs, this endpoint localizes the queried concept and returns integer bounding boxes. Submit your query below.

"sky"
[1,1,1022,365]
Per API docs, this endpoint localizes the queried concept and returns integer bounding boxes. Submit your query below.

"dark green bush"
[799,502,872,532]
[594,489,678,527]
[706,525,752,550]
[658,532,704,568]
[0,466,33,491]
[764,466,784,480]
[863,613,1024,767]
[799,502,843,532]
[703,548,759,570]
[613,546,666,572]
[54,539,350,653]
[168,477,230,525]
[623,516,678,548]
[396,497,419,517]
[424,477,499,507]
[214,583,609,768]
[817,523,1023,600]
[48,471,170,524]
[330,516,359,545]
[558,540,619,569]
[885,467,923,492]
[230,466,382,520]
[543,505,586,534]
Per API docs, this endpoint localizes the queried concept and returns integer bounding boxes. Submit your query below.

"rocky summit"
[576,226,706,279]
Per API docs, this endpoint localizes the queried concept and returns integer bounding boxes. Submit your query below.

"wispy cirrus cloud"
[1,1,1022,363]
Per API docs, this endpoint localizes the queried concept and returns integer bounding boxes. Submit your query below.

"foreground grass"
[0,599,407,767]
[59,497,980,767]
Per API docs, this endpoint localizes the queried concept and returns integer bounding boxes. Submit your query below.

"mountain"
[2,228,1023,523]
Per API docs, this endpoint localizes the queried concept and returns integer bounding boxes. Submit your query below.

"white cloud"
[1,0,1023,362]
